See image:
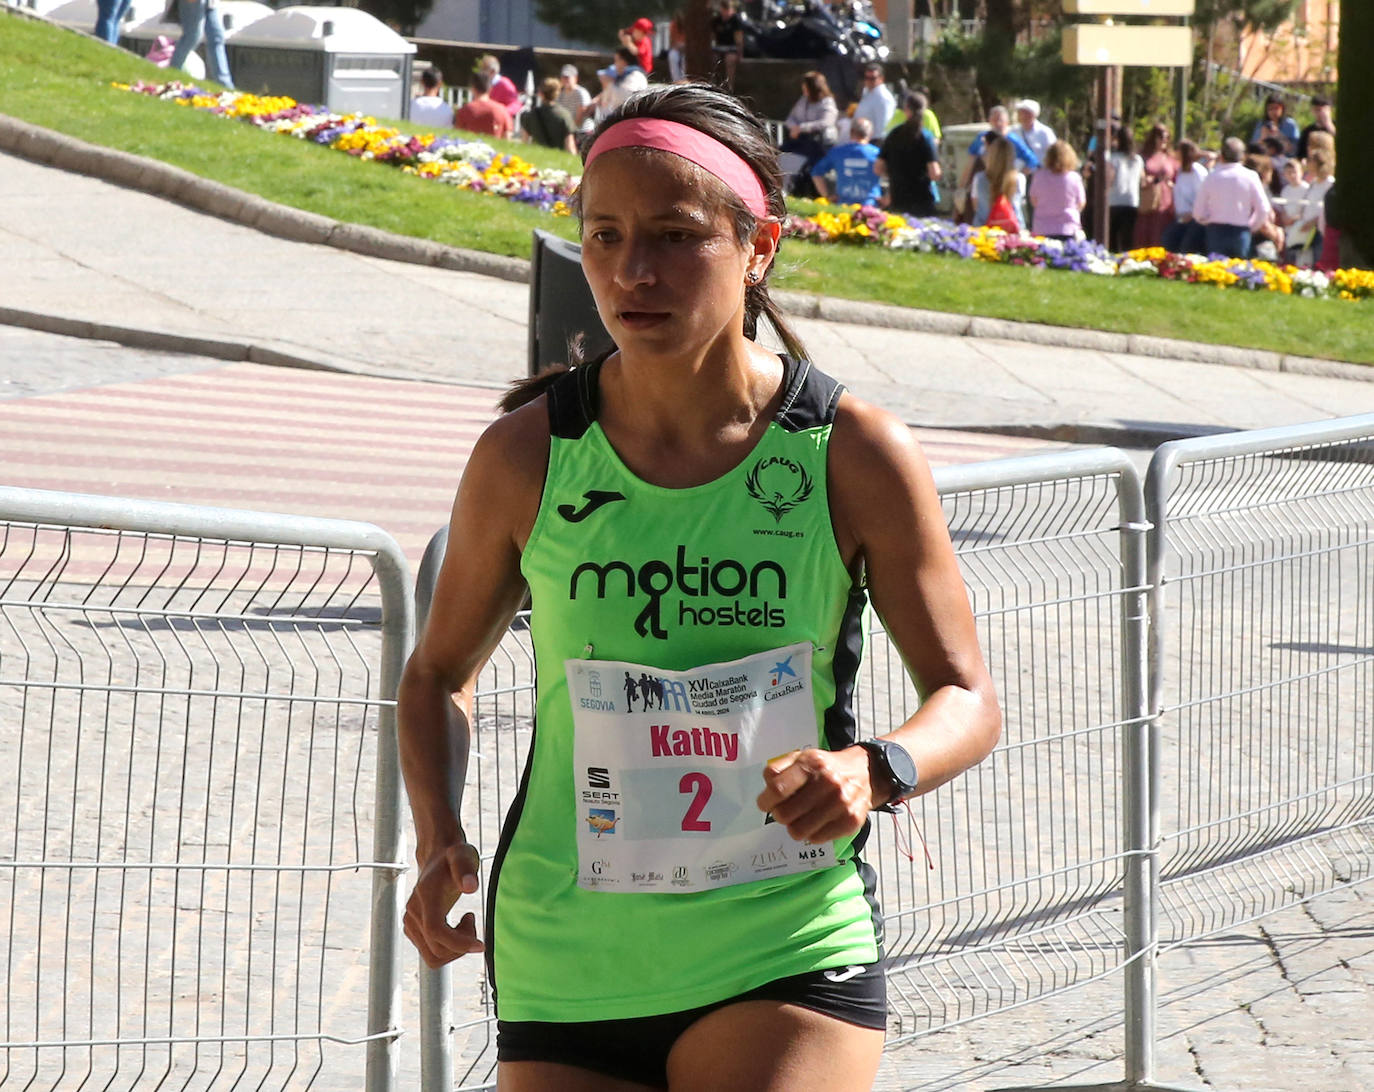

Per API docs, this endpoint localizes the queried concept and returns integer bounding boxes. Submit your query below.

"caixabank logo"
[569,545,787,639]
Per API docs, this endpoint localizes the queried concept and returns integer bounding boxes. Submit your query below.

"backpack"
[987,193,1020,233]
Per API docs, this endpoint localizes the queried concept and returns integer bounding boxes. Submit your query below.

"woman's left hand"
[756,747,876,844]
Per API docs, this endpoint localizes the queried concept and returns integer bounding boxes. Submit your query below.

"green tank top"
[492,354,881,1022]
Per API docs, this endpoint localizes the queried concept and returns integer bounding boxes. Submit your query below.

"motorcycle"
[742,0,889,63]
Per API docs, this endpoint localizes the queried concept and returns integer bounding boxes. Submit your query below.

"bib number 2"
[679,772,712,832]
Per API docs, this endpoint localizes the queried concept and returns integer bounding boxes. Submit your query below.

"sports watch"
[857,738,919,813]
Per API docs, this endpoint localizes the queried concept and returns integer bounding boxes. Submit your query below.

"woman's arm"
[757,397,1002,843]
[400,402,548,968]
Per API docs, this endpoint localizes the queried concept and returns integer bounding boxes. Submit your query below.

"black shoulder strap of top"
[546,350,612,440]
[775,355,845,433]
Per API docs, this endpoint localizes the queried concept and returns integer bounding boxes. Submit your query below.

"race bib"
[566,642,835,893]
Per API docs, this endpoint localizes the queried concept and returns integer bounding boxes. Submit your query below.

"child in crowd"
[1277,157,1310,265]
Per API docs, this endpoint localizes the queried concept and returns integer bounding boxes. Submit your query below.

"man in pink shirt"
[1193,137,1270,259]
[478,54,523,121]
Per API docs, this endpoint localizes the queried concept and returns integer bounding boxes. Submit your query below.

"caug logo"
[745,456,813,523]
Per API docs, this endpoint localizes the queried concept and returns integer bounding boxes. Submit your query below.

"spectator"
[600,47,650,116]
[1276,157,1311,265]
[522,78,578,154]
[967,105,1039,174]
[1193,136,1270,259]
[782,70,839,197]
[455,71,513,141]
[1297,94,1335,162]
[94,0,130,43]
[1243,152,1285,260]
[876,91,941,219]
[1012,98,1055,166]
[711,0,746,90]
[1028,140,1086,241]
[1134,123,1177,248]
[1161,139,1208,255]
[557,64,594,133]
[168,0,234,88]
[410,68,454,130]
[1106,125,1143,252]
[1303,128,1334,176]
[618,16,656,76]
[478,55,523,121]
[586,66,619,128]
[852,64,895,137]
[1316,181,1342,273]
[914,84,942,143]
[973,134,1026,231]
[1249,94,1299,157]
[811,117,882,205]
[1290,147,1334,266]
[667,11,687,82]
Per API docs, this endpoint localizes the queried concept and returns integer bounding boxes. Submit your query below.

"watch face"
[882,741,919,792]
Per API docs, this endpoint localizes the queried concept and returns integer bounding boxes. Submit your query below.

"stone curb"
[0,306,509,389]
[1,111,1368,387]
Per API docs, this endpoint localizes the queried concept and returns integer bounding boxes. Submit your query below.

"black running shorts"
[495,961,887,1088]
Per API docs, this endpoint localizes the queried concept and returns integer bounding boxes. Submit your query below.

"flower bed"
[116,82,1370,302]
[117,81,577,213]
[783,203,1372,302]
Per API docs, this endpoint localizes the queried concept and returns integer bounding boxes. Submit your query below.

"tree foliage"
[1193,0,1298,38]
[355,0,434,36]
[534,0,677,47]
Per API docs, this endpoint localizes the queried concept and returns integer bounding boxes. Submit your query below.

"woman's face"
[580,149,771,360]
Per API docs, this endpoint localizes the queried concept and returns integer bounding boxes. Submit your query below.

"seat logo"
[558,490,626,523]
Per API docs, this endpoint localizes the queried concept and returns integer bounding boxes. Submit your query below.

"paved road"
[5,152,1374,445]
[0,327,1074,566]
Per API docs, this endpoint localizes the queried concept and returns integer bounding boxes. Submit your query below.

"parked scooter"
[743,0,888,63]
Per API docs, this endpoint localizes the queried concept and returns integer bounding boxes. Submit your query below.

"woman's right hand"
[404,840,485,968]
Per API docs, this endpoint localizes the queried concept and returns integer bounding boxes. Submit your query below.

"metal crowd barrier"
[1138,415,1374,1086]
[6,413,1373,1092]
[0,486,413,1092]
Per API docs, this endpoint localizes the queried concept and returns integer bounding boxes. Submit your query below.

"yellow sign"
[1063,23,1193,66]
[1063,0,1195,13]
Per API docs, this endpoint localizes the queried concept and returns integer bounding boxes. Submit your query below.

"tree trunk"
[976,0,1016,108]
[1337,0,1371,265]
[684,0,713,81]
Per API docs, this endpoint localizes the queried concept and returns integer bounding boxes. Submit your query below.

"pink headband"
[584,118,770,219]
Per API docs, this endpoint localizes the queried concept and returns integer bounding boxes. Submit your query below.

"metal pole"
[1174,17,1190,140]
[1094,66,1110,244]
[415,528,457,1092]
[1118,465,1154,1088]
[366,542,416,1092]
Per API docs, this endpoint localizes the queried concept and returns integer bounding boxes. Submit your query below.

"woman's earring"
[746,271,762,285]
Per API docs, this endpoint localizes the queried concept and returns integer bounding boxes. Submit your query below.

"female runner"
[399,84,1002,1092]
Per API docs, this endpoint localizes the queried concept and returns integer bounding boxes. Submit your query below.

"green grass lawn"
[3,10,1371,365]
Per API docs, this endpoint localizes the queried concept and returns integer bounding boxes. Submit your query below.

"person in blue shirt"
[967,105,1039,171]
[810,118,883,206]
[1249,94,1300,158]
